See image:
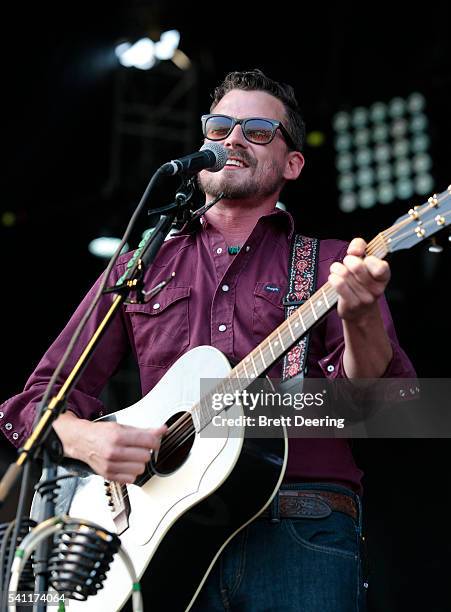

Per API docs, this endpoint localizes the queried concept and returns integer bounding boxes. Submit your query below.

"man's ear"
[283,151,305,181]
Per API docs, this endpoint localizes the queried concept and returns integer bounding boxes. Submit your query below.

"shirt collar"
[175,206,295,240]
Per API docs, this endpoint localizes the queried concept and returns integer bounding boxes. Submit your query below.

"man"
[1,70,415,610]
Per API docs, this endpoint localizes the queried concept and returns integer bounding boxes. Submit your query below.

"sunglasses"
[201,114,296,150]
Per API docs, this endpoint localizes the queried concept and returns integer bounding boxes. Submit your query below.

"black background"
[1,2,451,610]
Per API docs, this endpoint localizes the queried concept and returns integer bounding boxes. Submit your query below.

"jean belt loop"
[269,491,280,523]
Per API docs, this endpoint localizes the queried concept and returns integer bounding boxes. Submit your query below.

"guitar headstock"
[382,185,451,253]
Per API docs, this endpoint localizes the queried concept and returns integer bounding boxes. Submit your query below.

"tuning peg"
[428,237,443,253]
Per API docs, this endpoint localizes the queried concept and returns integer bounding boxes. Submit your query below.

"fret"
[296,308,307,331]
[321,286,330,308]
[225,376,235,396]
[242,358,250,379]
[287,319,296,341]
[267,337,276,360]
[276,328,285,351]
[233,372,246,392]
[249,353,258,378]
[309,299,318,321]
[259,346,267,370]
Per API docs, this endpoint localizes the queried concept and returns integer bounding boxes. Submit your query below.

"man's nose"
[223,123,247,148]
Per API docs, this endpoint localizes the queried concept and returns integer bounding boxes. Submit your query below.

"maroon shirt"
[0,209,416,493]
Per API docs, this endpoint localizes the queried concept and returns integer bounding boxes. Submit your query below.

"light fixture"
[333,92,433,212]
[88,237,129,259]
[115,30,184,71]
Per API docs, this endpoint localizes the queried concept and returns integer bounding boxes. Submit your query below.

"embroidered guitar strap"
[282,235,320,381]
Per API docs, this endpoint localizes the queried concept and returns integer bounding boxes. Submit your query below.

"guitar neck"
[232,234,389,382]
[192,234,390,430]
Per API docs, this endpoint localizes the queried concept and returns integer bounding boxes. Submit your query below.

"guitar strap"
[282,235,320,382]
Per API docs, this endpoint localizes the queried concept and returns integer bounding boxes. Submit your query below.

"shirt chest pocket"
[125,286,190,367]
[252,282,285,341]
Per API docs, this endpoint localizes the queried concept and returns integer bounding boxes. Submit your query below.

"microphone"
[160,142,227,176]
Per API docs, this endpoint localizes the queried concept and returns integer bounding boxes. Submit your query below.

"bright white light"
[333,112,350,132]
[396,178,414,200]
[373,124,389,142]
[335,133,352,151]
[115,30,181,70]
[355,149,372,166]
[276,201,287,210]
[374,143,391,163]
[415,173,434,194]
[339,193,357,212]
[378,182,395,204]
[352,107,368,128]
[117,37,156,70]
[412,153,432,173]
[391,118,408,138]
[394,159,411,178]
[410,114,428,133]
[155,30,180,60]
[88,237,129,259]
[376,164,392,182]
[393,140,409,157]
[115,42,132,59]
[428,242,443,253]
[354,129,370,147]
[336,152,353,172]
[389,97,406,118]
[370,102,387,122]
[338,174,355,192]
[359,187,376,208]
[407,92,425,113]
[411,134,430,153]
[356,167,374,187]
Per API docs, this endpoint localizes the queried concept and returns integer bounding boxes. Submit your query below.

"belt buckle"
[281,492,332,519]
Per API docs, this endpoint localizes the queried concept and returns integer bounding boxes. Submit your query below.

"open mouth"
[225,157,249,169]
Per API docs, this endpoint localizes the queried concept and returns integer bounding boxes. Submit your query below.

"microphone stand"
[0,172,201,611]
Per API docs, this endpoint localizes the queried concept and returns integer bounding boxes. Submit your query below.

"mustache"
[226,149,256,167]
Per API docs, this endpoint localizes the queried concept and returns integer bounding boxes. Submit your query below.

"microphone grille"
[200,142,228,172]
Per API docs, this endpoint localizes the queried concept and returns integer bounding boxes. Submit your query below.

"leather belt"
[261,490,358,521]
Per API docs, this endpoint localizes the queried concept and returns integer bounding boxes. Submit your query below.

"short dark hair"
[210,69,306,152]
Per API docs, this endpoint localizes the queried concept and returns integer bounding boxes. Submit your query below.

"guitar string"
[119,233,392,495]
[114,191,451,497]
[118,232,401,494]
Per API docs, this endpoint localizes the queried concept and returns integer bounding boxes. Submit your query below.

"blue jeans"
[191,483,367,612]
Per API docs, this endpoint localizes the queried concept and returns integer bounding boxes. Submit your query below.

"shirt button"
[12,433,19,440]
[218,324,227,332]
[152,303,160,310]
[245,246,251,252]
[222,284,230,292]
[216,247,223,254]
[5,423,12,430]
[327,364,335,373]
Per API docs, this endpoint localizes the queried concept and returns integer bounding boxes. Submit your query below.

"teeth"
[226,159,245,167]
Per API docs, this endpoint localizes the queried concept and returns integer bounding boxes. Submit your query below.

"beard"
[198,154,286,201]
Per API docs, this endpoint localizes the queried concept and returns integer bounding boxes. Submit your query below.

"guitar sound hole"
[150,412,195,476]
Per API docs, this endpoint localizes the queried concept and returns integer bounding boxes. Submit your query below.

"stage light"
[334,92,433,212]
[358,187,377,209]
[115,30,181,71]
[306,131,326,147]
[339,193,357,212]
[116,38,156,70]
[88,237,129,259]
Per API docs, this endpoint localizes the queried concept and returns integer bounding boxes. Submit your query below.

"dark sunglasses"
[201,114,297,149]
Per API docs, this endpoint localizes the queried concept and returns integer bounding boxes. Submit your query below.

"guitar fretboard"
[192,236,389,431]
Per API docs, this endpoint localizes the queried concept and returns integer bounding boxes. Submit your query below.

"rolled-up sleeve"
[0,264,131,449]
